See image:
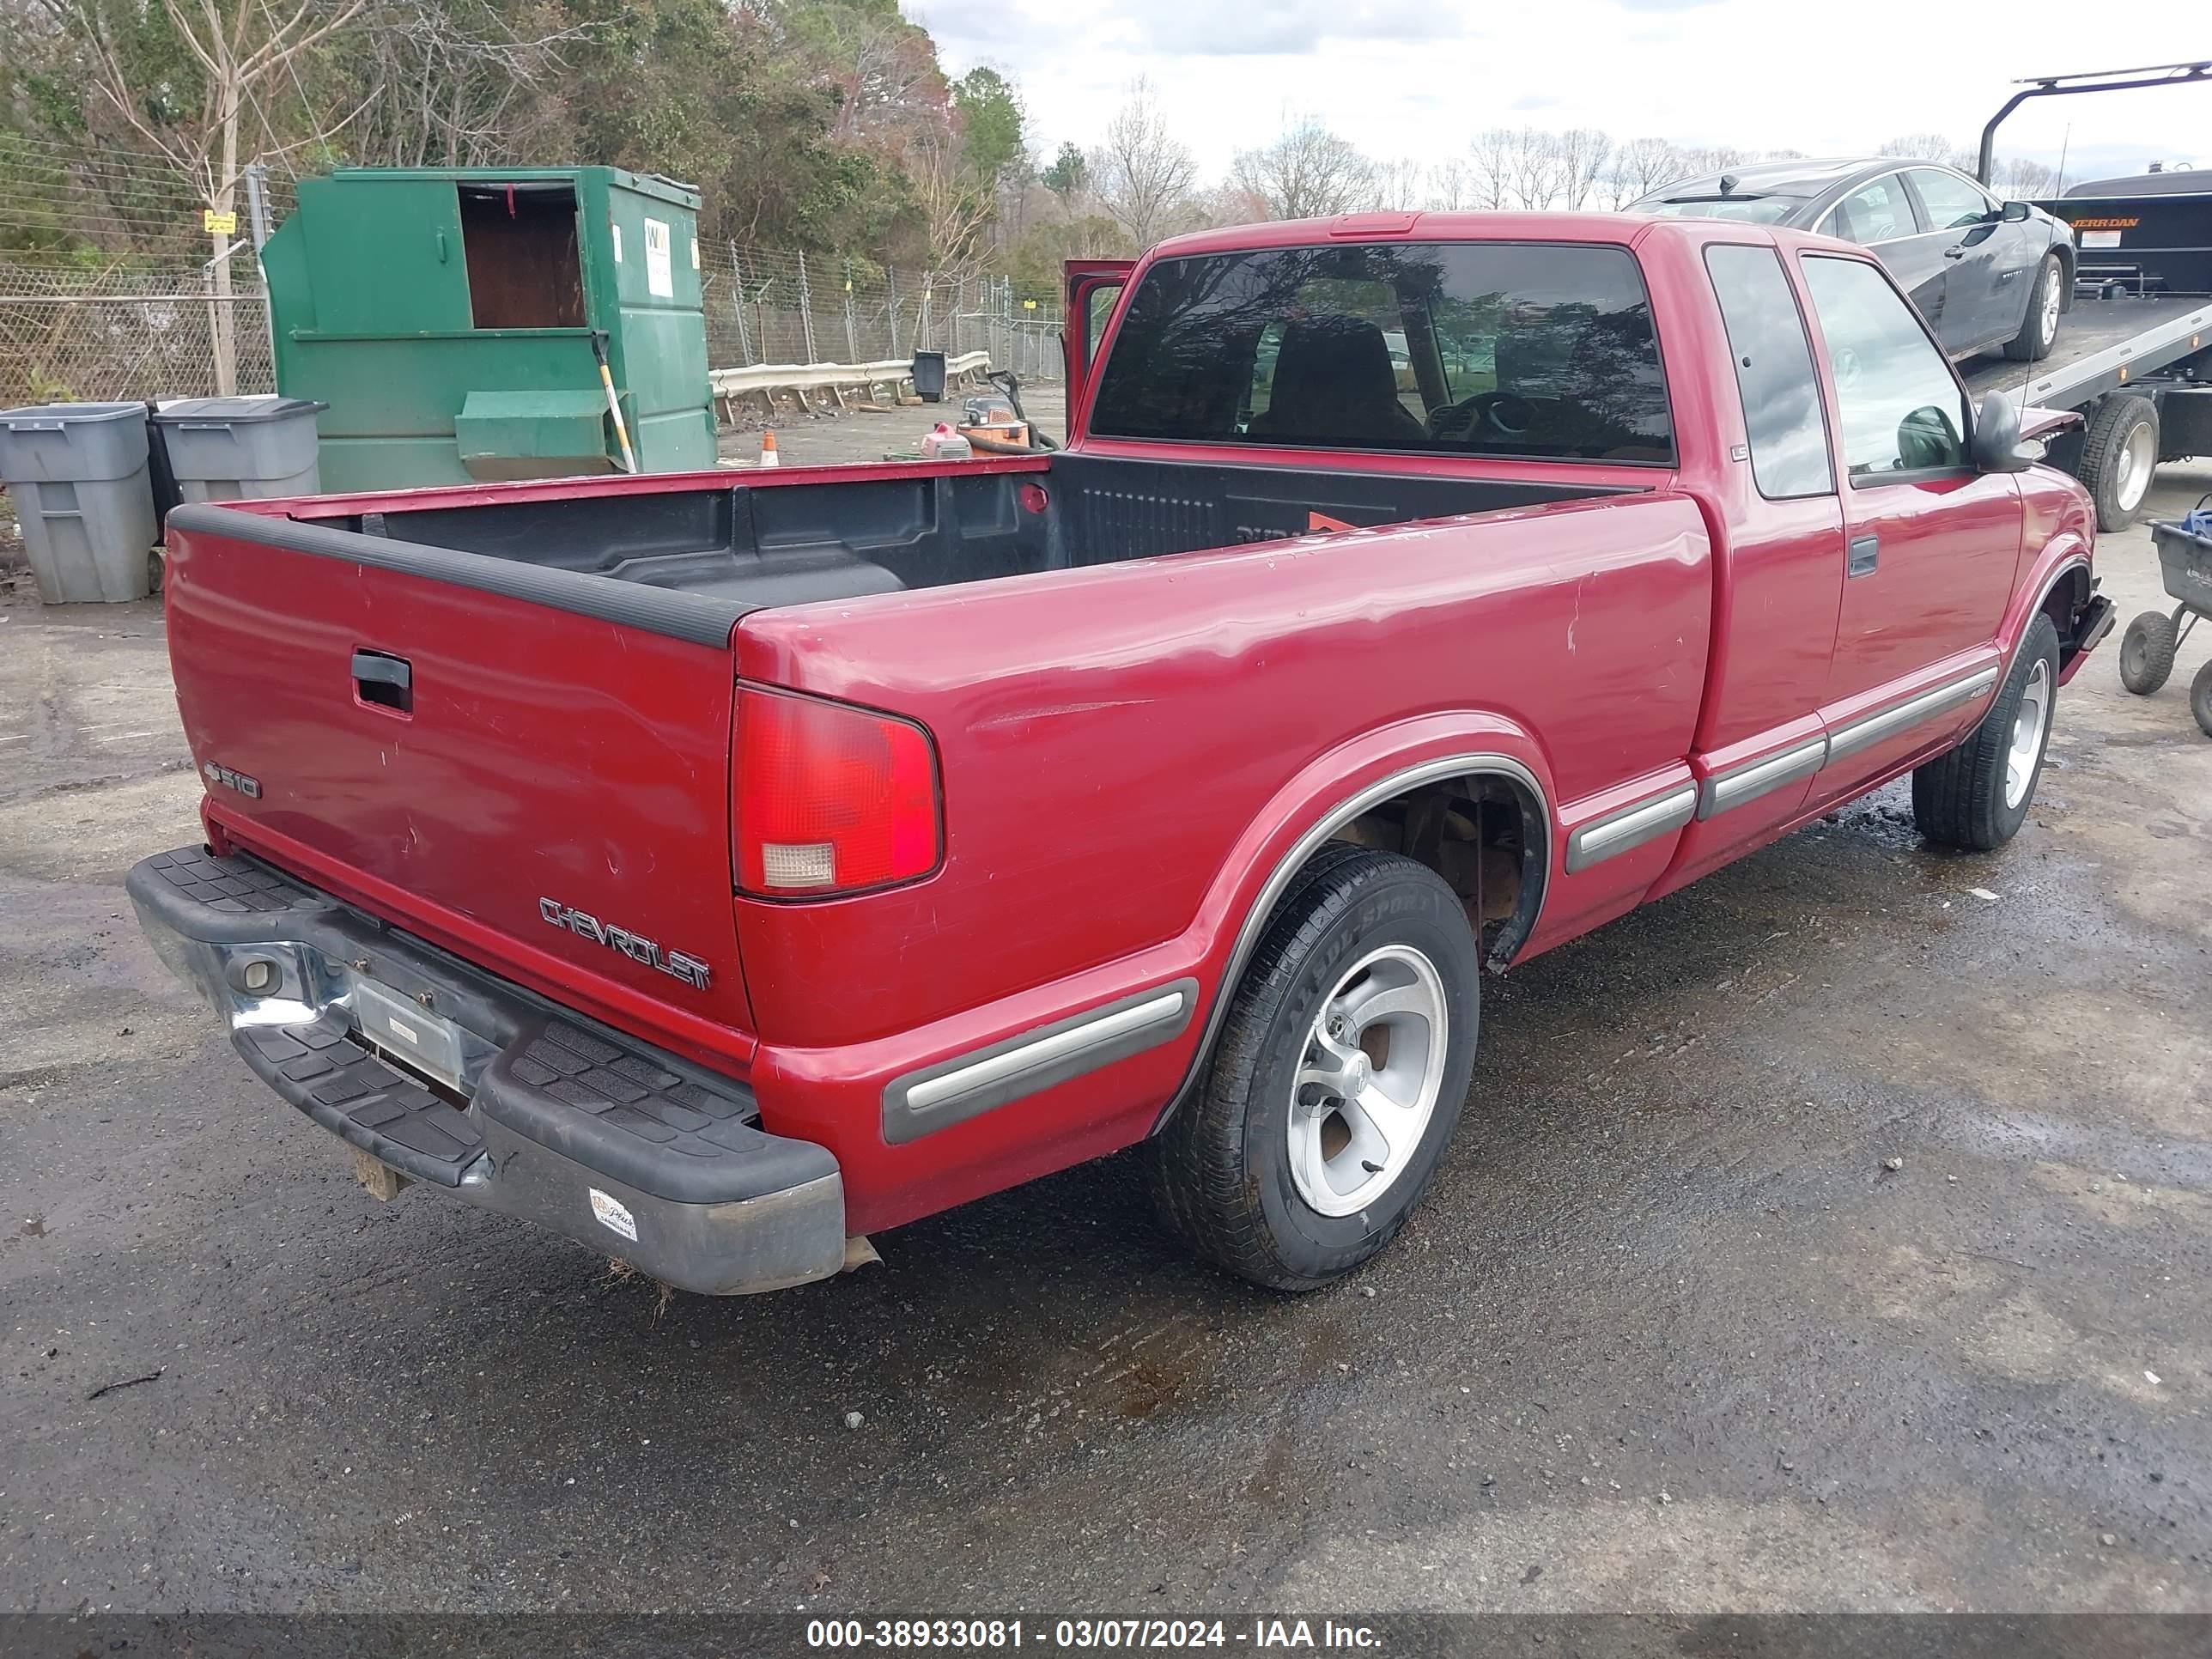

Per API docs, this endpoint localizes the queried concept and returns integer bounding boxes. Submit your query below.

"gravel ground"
[0,442,2207,1616]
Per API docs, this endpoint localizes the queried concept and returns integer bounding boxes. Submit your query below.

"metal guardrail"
[709,349,993,400]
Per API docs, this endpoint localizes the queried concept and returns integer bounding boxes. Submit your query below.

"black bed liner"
[169,455,1636,647]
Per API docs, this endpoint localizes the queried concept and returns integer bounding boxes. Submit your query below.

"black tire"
[2002,252,2065,362]
[2077,394,2160,532]
[2118,610,2179,696]
[1912,612,2061,851]
[2192,659,2212,739]
[1143,843,1480,1291]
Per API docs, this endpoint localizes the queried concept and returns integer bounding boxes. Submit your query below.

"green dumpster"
[260,167,717,492]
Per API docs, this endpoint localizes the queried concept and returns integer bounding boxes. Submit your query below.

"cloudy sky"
[908,0,2210,186]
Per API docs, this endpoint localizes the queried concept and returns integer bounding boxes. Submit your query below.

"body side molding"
[1698,737,1828,820]
[1824,665,2000,763]
[1565,783,1698,873]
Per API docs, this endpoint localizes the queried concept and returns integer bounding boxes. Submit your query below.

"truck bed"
[1964,293,2212,410]
[231,453,1628,621]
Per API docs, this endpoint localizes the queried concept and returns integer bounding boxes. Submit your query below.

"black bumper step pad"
[238,1017,487,1182]
[477,1021,801,1206]
[137,845,326,916]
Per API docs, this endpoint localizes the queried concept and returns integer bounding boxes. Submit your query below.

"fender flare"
[1151,713,1556,1133]
[2006,534,2093,668]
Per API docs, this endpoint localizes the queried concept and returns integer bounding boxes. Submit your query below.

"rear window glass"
[1644,197,1807,224]
[1089,241,1674,465]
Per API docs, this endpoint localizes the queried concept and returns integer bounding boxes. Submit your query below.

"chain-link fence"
[1,139,1060,408]
[3,243,1062,410]
[705,244,1064,384]
[0,263,274,406]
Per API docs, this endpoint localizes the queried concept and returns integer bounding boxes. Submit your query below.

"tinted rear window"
[1089,242,1674,465]
[1644,196,1807,224]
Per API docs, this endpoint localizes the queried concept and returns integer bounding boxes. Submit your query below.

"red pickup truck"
[133,212,2114,1295]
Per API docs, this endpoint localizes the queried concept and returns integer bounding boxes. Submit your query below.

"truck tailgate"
[162,509,754,1039]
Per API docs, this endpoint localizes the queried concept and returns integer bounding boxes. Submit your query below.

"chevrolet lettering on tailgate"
[538,898,713,992]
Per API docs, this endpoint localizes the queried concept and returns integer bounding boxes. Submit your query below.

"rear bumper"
[127,845,847,1295]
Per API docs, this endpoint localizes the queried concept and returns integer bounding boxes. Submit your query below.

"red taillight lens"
[734,689,940,896]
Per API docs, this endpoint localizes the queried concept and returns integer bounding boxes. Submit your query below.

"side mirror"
[1971,391,2037,473]
[2001,199,2032,222]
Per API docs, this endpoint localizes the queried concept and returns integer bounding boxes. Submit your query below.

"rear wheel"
[1912,613,2060,851]
[2192,659,2212,739]
[2002,252,2065,362]
[2118,610,2179,696]
[2077,394,2160,532]
[1143,844,1479,1291]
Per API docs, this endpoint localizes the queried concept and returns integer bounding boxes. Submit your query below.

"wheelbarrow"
[2119,495,2212,737]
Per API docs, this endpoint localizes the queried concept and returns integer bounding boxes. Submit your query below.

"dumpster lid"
[0,400,147,429]
[151,396,328,423]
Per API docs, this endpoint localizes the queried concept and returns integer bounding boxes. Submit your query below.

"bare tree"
[349,2,592,168]
[1991,155,2057,197]
[907,113,997,272]
[1878,133,1958,161]
[1425,156,1473,210]
[1605,137,1685,206]
[1364,156,1426,212]
[1231,117,1375,219]
[1504,128,1561,210]
[46,0,371,392]
[1467,128,1518,209]
[1673,144,1749,179]
[1472,126,1570,210]
[1552,127,1613,210]
[1088,77,1197,248]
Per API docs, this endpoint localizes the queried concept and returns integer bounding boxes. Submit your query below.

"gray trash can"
[0,401,160,604]
[149,396,327,505]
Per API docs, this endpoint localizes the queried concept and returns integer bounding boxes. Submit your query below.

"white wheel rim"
[2005,657,2051,811]
[2039,266,2062,344]
[2115,421,2155,512]
[1287,945,1448,1218]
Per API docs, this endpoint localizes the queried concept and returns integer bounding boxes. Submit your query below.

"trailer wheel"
[2118,610,2179,696]
[1912,612,2060,852]
[2192,659,2212,739]
[2002,252,2065,362]
[2077,394,2160,532]
[1143,844,1478,1291]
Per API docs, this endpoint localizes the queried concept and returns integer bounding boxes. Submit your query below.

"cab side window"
[1704,244,1833,498]
[1825,177,1917,246]
[1801,255,1969,480]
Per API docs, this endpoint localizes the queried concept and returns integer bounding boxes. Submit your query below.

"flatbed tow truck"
[1964,263,2212,532]
[1968,60,2212,529]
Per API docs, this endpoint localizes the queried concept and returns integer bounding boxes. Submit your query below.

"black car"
[1629,159,2075,362]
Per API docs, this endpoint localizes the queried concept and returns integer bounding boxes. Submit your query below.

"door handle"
[352,648,412,714]
[1848,535,1878,577]
[1943,245,1966,260]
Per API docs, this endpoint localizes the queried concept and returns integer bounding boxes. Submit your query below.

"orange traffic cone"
[758,429,781,468]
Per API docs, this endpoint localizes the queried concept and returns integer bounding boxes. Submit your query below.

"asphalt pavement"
[1,428,2207,1615]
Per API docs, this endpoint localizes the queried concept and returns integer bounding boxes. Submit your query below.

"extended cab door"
[1063,259,1133,435]
[1647,236,1848,900]
[1796,252,2022,799]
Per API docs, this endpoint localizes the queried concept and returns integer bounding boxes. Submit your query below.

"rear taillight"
[734,688,940,896]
